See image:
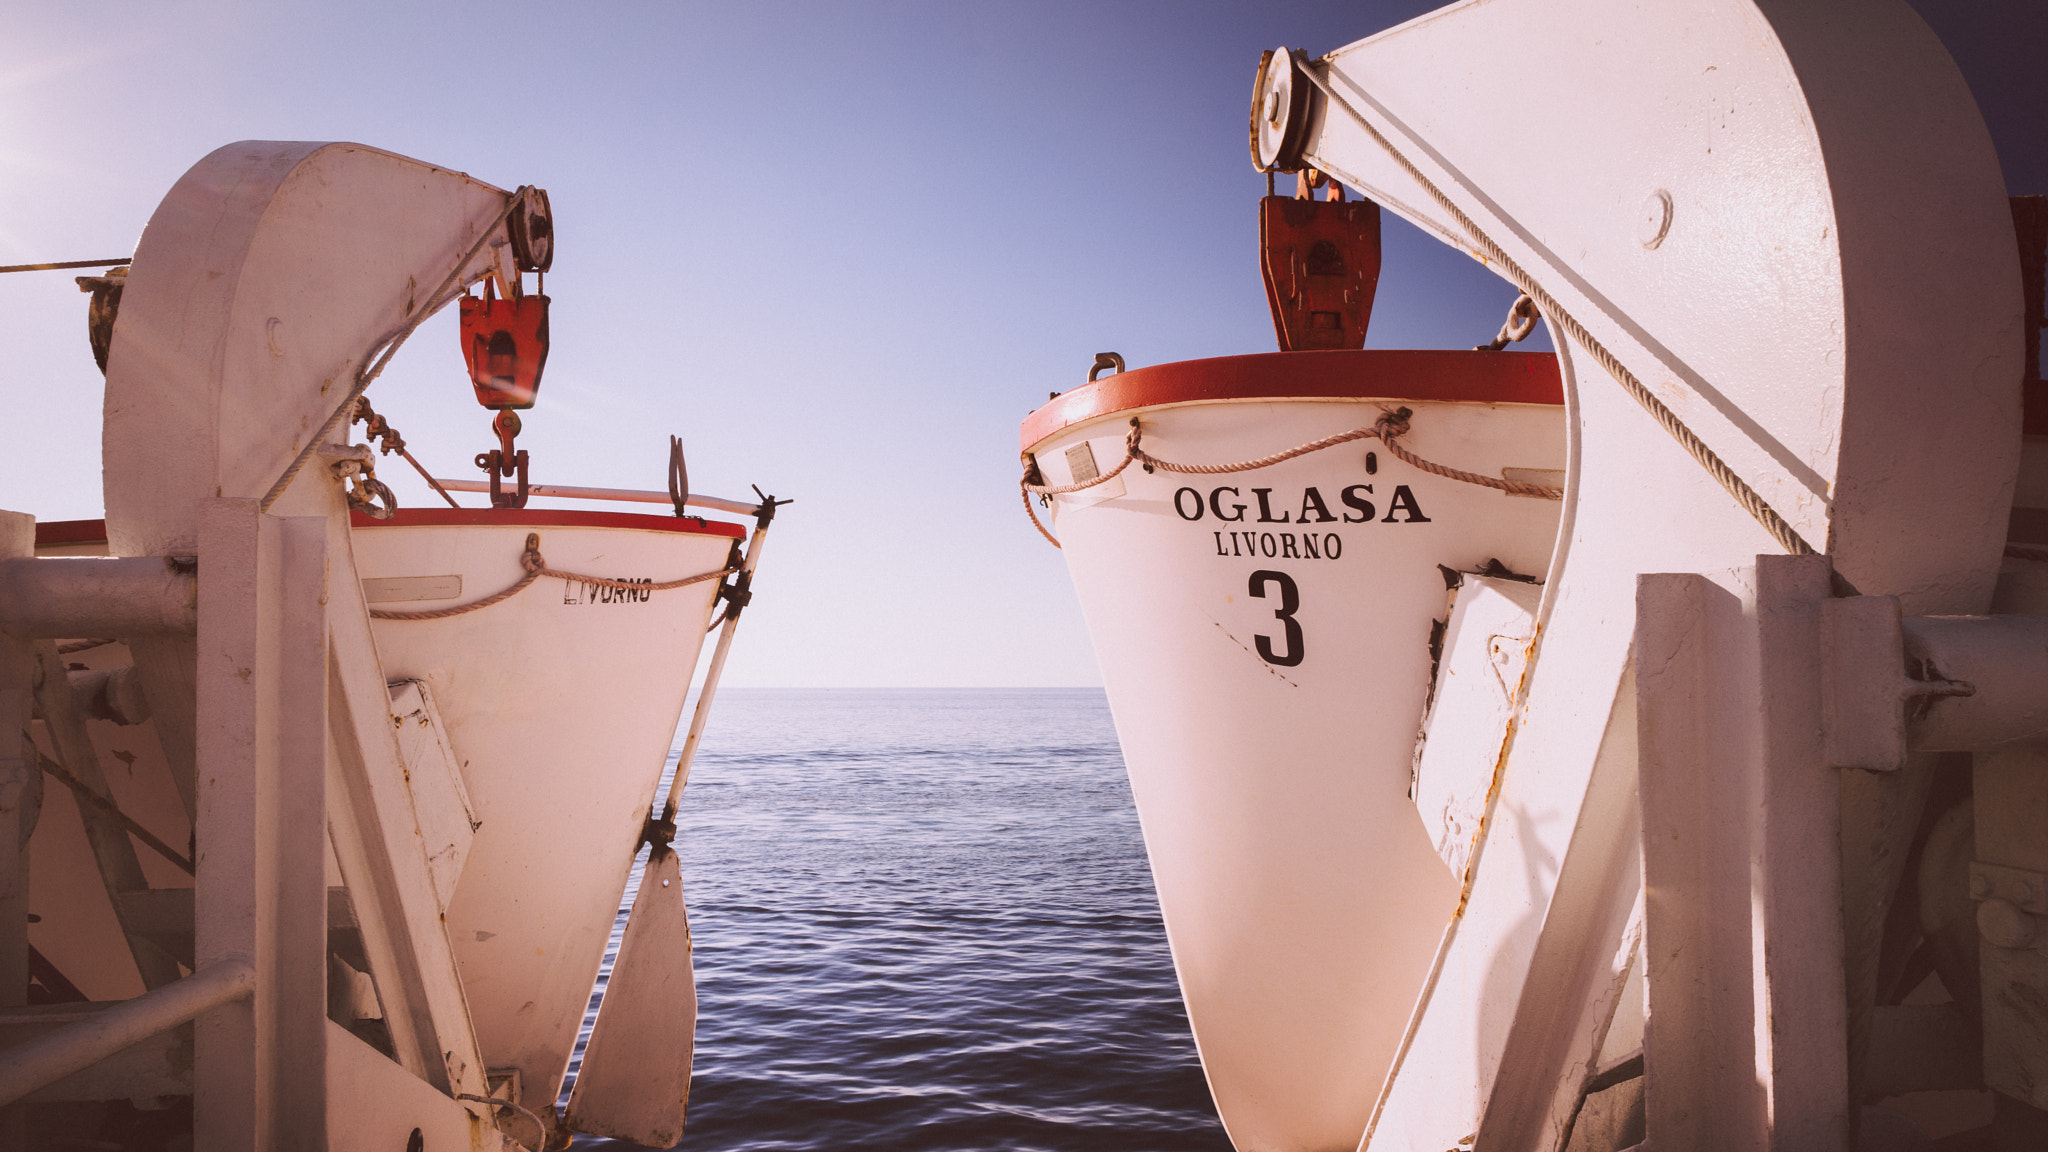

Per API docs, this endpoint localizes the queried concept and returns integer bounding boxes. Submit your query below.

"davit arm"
[1245,3,2022,1150]
[96,142,539,1131]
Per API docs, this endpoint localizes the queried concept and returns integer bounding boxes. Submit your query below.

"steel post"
[0,557,196,639]
[193,500,329,1151]
[1635,557,1850,1152]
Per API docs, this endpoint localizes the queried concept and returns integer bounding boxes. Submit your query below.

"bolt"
[1979,898,2037,949]
[1972,872,1993,899]
[1265,90,1283,126]
[2018,881,2037,904]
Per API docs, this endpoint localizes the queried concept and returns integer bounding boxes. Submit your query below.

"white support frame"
[1634,555,1848,1151]
[193,500,331,1149]
[0,501,503,1149]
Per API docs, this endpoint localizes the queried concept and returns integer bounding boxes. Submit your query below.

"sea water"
[567,688,1231,1152]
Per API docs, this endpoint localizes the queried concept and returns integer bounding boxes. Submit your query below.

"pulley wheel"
[510,186,554,273]
[1250,47,1314,174]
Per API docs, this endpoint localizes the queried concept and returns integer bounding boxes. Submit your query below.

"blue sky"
[1,1,2037,686]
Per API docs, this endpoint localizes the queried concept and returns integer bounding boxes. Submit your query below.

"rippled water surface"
[568,688,1231,1152]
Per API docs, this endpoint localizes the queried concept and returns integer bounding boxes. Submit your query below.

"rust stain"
[1208,618,1300,687]
[1452,619,1542,919]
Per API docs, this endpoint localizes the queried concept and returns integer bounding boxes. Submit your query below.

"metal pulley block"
[460,274,550,410]
[1259,188,1382,352]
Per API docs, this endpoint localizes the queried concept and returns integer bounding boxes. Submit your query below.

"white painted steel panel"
[387,680,477,911]
[564,845,696,1145]
[1411,575,1541,879]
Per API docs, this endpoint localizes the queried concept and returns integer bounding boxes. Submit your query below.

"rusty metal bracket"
[474,448,530,509]
[473,411,531,509]
[636,813,676,854]
[667,436,691,518]
[748,485,788,530]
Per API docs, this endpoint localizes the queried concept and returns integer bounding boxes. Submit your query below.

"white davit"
[3,139,774,1148]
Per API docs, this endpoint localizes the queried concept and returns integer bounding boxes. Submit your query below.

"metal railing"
[0,957,255,1106]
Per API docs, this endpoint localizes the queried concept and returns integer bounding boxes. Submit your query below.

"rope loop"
[370,531,737,621]
[1019,406,1561,547]
[1477,294,1540,351]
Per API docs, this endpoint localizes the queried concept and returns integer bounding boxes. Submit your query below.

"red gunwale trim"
[352,507,745,539]
[35,519,109,547]
[30,513,743,547]
[1020,349,1563,452]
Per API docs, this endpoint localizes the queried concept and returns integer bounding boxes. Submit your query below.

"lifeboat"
[348,506,741,1117]
[1022,344,1566,1146]
[6,141,770,1149]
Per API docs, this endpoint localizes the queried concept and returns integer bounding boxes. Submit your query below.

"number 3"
[1249,570,1303,667]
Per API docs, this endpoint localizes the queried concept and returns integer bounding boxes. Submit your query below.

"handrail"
[430,478,761,516]
[0,556,198,639]
[0,956,255,1106]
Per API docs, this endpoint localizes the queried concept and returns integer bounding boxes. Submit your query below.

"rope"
[1021,487,1062,548]
[1133,422,1381,476]
[259,189,529,514]
[1019,410,1560,547]
[31,744,195,875]
[1298,64,1817,558]
[456,1093,546,1150]
[369,532,736,621]
[372,564,542,622]
[1023,431,1143,495]
[1018,437,1147,549]
[1372,413,1561,498]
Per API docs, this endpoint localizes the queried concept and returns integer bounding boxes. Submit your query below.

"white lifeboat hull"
[349,506,740,1106]
[1022,351,1566,1152]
